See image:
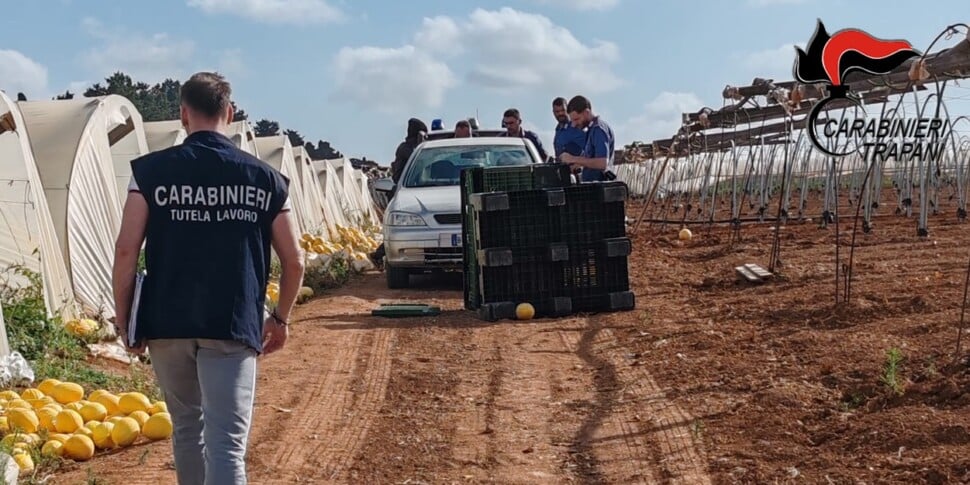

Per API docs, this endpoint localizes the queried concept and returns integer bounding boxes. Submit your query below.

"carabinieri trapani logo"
[793,20,949,160]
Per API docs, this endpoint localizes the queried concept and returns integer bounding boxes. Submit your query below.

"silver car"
[375,136,543,288]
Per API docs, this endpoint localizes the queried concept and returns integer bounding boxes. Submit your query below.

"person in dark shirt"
[454,119,472,138]
[499,108,549,161]
[552,96,586,161]
[371,118,428,269]
[559,95,615,182]
[390,118,428,183]
[112,72,305,485]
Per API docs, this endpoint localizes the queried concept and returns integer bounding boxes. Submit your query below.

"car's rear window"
[403,145,535,188]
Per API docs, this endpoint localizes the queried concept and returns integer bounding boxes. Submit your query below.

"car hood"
[388,185,461,216]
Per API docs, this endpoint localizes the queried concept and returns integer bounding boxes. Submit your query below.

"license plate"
[441,233,462,247]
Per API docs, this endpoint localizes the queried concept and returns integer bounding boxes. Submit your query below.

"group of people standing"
[389,94,615,184]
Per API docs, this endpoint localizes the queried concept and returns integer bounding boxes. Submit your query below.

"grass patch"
[0,265,160,398]
[881,347,906,395]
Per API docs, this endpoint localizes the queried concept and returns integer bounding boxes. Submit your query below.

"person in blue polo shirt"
[112,72,305,485]
[560,95,615,182]
[499,108,549,161]
[552,96,586,161]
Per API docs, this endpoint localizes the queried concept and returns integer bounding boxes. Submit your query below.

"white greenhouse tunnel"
[0,91,76,321]
[18,97,126,318]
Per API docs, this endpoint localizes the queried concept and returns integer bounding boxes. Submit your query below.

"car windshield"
[403,145,535,188]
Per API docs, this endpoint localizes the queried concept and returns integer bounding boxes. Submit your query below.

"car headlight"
[387,211,427,226]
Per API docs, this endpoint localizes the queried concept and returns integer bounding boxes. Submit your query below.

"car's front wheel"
[386,266,410,289]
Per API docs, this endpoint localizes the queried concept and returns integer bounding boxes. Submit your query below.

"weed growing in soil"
[0,266,160,398]
[881,348,906,395]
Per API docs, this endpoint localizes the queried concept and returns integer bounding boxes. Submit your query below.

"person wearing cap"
[499,108,549,161]
[390,118,428,184]
[454,119,472,138]
[559,95,614,182]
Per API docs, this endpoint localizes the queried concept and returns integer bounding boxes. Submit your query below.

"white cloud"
[218,48,248,76]
[332,45,456,113]
[186,0,344,25]
[532,0,620,11]
[333,8,620,113]
[79,17,194,81]
[620,92,705,144]
[0,49,49,98]
[416,8,622,93]
[739,43,803,81]
[414,16,462,54]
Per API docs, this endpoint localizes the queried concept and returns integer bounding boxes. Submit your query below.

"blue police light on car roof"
[431,118,444,131]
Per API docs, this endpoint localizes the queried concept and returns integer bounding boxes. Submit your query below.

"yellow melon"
[7,408,39,433]
[51,382,84,404]
[41,439,64,457]
[148,401,168,415]
[142,412,173,441]
[92,422,115,449]
[118,392,151,415]
[111,417,140,447]
[37,378,61,396]
[0,390,20,401]
[47,433,70,443]
[87,389,110,402]
[80,402,108,422]
[13,452,34,474]
[129,410,150,428]
[7,399,32,410]
[36,406,58,431]
[54,409,84,433]
[20,388,44,401]
[93,393,121,416]
[63,434,95,461]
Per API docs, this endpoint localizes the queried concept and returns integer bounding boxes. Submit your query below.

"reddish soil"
[54,193,970,484]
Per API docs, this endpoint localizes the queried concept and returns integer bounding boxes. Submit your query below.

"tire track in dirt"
[308,327,395,481]
[263,330,364,480]
[561,320,709,485]
[598,326,711,485]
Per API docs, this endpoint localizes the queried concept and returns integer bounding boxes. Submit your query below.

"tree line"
[51,72,344,161]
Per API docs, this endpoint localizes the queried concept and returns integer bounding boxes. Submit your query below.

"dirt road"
[55,272,708,484]
[55,202,970,484]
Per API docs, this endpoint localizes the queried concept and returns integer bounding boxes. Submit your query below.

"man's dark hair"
[180,72,232,118]
[455,120,470,129]
[566,95,591,114]
[552,97,567,107]
[503,108,520,120]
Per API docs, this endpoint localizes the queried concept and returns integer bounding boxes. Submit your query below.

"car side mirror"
[374,177,396,194]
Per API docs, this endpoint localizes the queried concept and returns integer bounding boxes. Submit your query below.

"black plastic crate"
[570,291,636,313]
[461,164,572,310]
[470,189,565,249]
[479,244,568,306]
[464,163,572,196]
[478,297,573,322]
[559,182,628,245]
[560,238,632,297]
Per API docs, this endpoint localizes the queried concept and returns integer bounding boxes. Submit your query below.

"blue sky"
[2,0,968,162]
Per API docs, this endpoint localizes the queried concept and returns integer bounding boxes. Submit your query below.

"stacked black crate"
[471,188,573,320]
[557,182,635,313]
[460,164,572,310]
[468,180,635,321]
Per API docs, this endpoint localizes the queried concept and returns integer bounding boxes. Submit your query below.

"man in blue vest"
[499,108,549,161]
[552,97,586,161]
[112,72,305,485]
[559,95,615,182]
